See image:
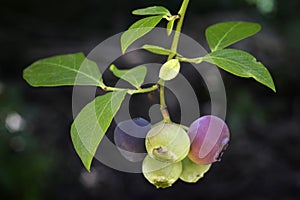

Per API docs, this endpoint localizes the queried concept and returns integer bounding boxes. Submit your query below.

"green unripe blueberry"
[142,155,182,188]
[180,157,211,183]
[145,123,190,163]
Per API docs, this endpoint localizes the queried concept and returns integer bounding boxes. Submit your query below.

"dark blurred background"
[1,0,300,199]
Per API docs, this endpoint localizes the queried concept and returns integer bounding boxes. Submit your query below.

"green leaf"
[202,49,276,92]
[71,90,127,171]
[142,44,180,56]
[132,6,171,16]
[121,16,163,54]
[206,21,261,52]
[159,59,181,81]
[166,20,175,36]
[109,64,147,88]
[23,53,102,87]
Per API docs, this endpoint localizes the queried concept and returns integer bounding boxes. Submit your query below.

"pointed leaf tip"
[121,16,163,53]
[23,53,102,87]
[109,64,147,88]
[202,49,276,92]
[132,6,171,16]
[206,21,261,52]
[71,90,127,171]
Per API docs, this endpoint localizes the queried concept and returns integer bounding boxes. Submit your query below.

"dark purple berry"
[114,118,151,162]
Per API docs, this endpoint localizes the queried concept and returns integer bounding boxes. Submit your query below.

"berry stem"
[159,0,190,122]
[159,80,171,123]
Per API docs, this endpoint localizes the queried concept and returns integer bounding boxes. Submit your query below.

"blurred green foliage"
[0,86,55,200]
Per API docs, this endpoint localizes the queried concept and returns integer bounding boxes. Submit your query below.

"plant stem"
[159,80,171,122]
[101,84,158,95]
[168,0,190,60]
[177,56,203,64]
[129,84,159,94]
[159,0,190,123]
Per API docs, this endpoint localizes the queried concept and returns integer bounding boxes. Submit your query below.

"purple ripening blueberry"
[187,115,230,165]
[114,118,151,162]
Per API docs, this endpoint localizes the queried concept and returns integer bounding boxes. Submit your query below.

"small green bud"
[142,155,182,188]
[180,157,211,183]
[145,123,190,163]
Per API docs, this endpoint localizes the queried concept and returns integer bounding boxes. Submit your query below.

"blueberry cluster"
[114,116,230,188]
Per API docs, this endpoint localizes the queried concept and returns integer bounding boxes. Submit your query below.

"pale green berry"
[180,157,211,183]
[142,155,182,188]
[145,123,190,163]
